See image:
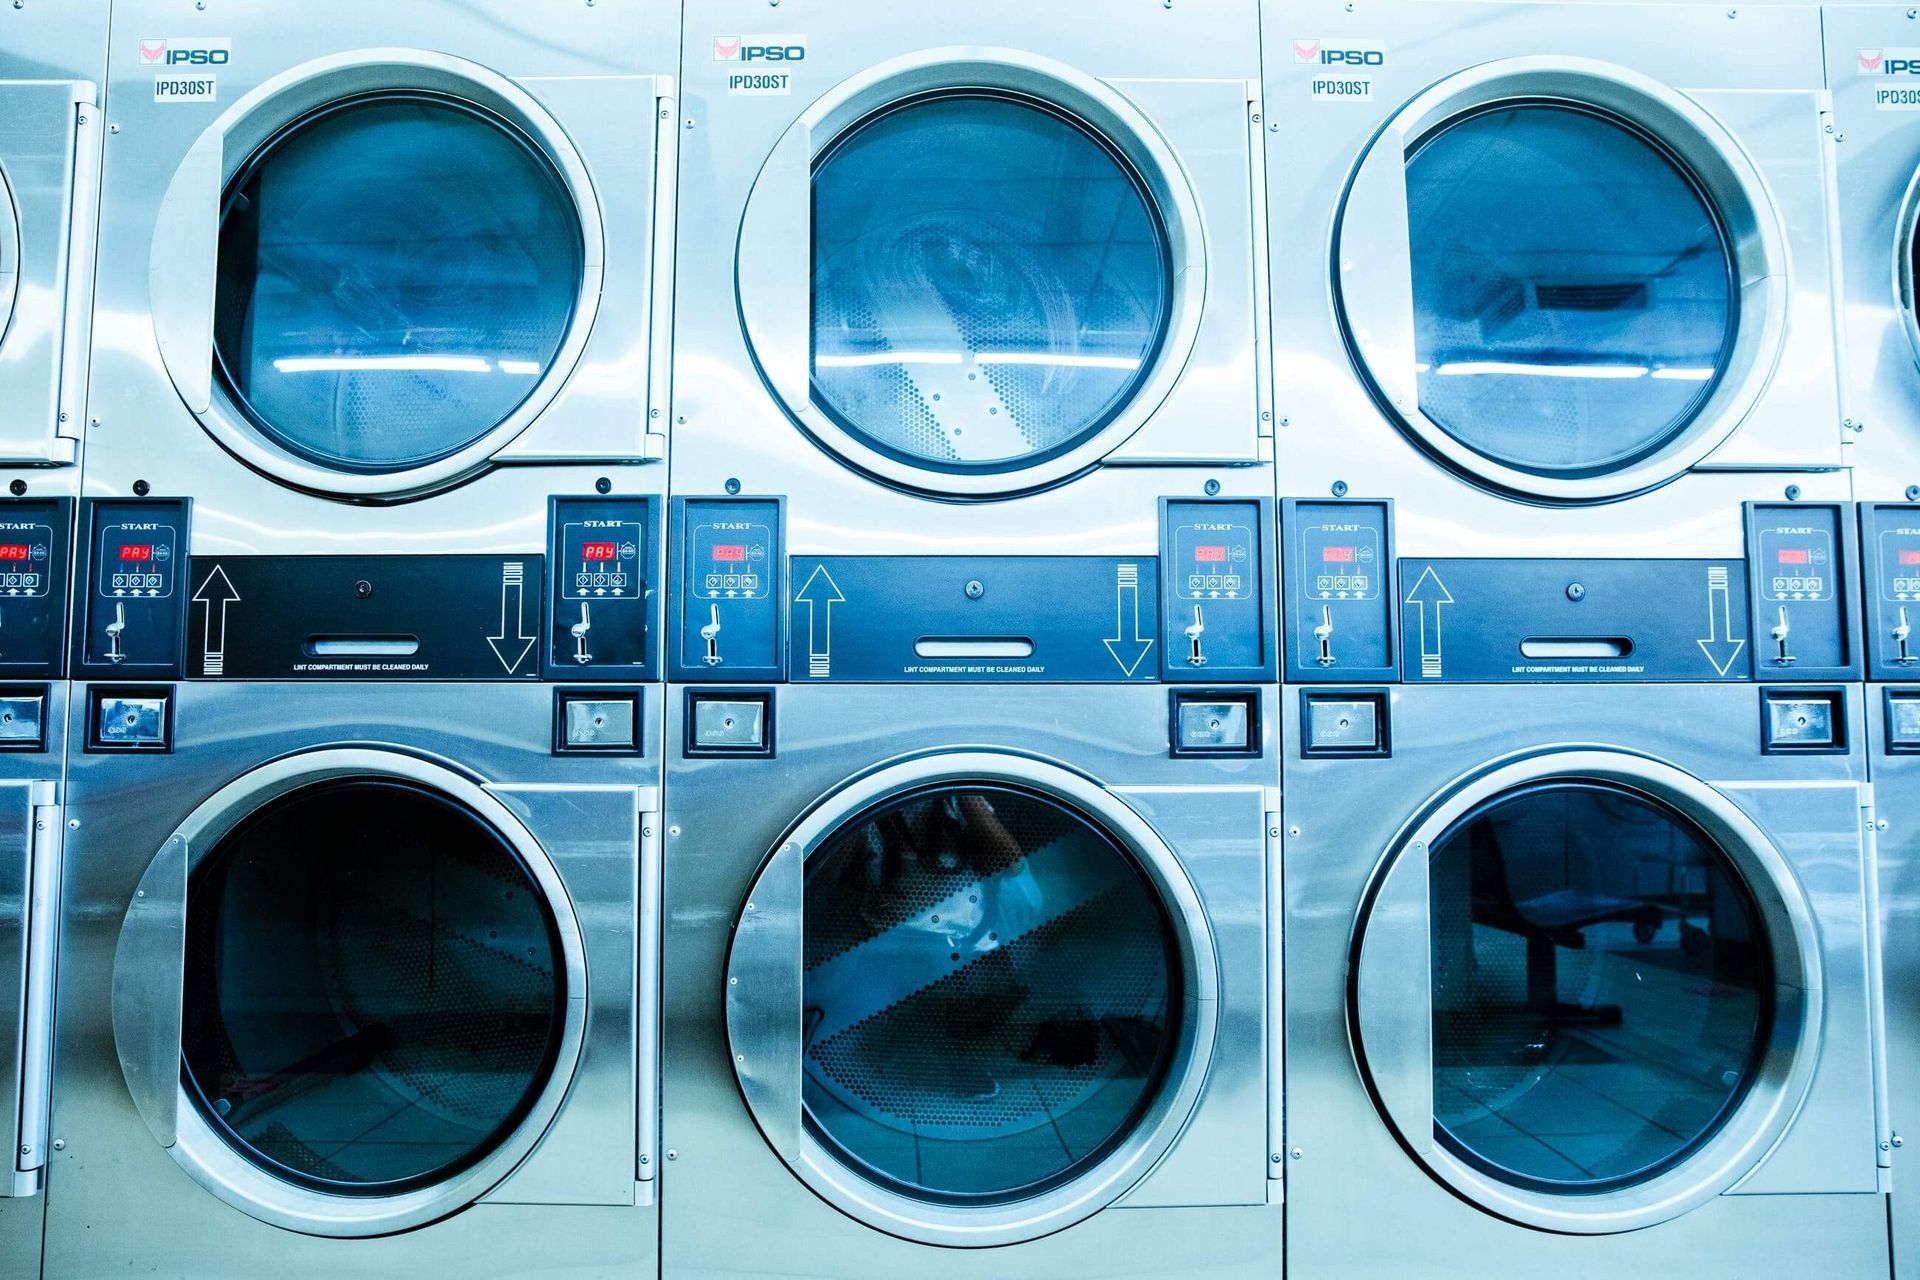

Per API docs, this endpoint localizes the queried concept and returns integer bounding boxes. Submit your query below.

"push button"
[1169,691,1259,757]
[1301,690,1390,758]
[88,686,172,752]
[1760,687,1846,754]
[685,691,774,757]
[553,690,641,755]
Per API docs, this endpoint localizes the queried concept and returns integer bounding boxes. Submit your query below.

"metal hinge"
[1247,82,1275,445]
[1264,803,1284,1193]
[636,785,662,1194]
[1863,798,1895,1181]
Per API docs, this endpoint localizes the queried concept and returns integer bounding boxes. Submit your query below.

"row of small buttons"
[704,573,761,592]
[574,571,629,589]
[110,573,162,591]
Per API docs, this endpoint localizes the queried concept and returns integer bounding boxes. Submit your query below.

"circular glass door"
[0,167,18,353]
[1427,781,1768,1190]
[180,777,567,1195]
[211,93,584,474]
[1403,104,1735,476]
[810,93,1171,477]
[726,754,1217,1246]
[801,783,1179,1203]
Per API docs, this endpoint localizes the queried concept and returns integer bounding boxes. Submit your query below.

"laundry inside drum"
[809,93,1172,476]
[800,784,1181,1203]
[180,777,567,1195]
[1403,102,1738,477]
[1425,781,1771,1191]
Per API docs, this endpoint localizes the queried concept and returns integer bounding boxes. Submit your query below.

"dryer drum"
[210,92,585,475]
[1400,102,1738,478]
[799,783,1180,1205]
[179,777,568,1197]
[809,91,1173,476]
[1424,781,1771,1192]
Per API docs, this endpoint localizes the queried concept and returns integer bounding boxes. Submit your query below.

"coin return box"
[685,691,773,757]
[1760,687,1847,755]
[1168,690,1259,757]
[1886,690,1920,755]
[87,686,173,753]
[0,687,47,751]
[553,690,641,756]
[1301,690,1391,759]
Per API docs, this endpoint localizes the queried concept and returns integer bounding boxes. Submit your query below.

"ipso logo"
[713,35,807,63]
[1293,38,1385,67]
[1861,48,1920,75]
[139,38,232,67]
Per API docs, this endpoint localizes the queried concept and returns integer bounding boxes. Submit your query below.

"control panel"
[670,498,784,681]
[545,496,656,679]
[1743,502,1857,680]
[1283,499,1396,682]
[1393,559,1750,683]
[1158,499,1273,681]
[0,499,70,677]
[1861,504,1920,680]
[183,556,545,680]
[782,556,1161,683]
[75,498,190,679]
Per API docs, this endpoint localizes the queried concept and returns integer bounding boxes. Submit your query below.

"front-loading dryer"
[84,0,677,559]
[661,504,1280,1273]
[43,535,665,1275]
[1264,1,1844,565]
[1279,515,1888,1276]
[673,0,1272,566]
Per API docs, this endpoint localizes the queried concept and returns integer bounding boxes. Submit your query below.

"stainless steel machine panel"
[1284,683,1887,1276]
[663,684,1281,1275]
[43,682,662,1276]
[84,0,677,554]
[1264,0,1844,558]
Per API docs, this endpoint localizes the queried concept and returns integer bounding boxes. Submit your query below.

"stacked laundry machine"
[1267,0,1889,1275]
[660,1,1283,1274]
[31,1,680,1276]
[0,0,1914,1277]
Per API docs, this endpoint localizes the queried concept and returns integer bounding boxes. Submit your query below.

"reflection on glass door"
[800,785,1179,1202]
[1427,782,1769,1189]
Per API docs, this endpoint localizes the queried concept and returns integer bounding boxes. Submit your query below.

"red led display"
[1776,549,1811,565]
[1902,550,1920,567]
[712,545,747,563]
[581,543,618,561]
[119,545,153,562]
[0,546,28,562]
[1193,545,1228,563]
[1321,546,1356,563]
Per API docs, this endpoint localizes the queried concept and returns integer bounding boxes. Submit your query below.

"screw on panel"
[7,481,22,497]
[964,580,985,600]
[685,118,696,130]
[666,1149,678,1160]
[51,1139,62,1151]
[1331,480,1349,497]
[67,819,77,829]
[1204,478,1221,496]
[1271,1152,1283,1163]
[595,475,613,494]
[1290,1147,1304,1159]
[132,479,150,496]
[1288,826,1301,837]
[1907,485,1920,502]
[1784,484,1801,501]
[1566,582,1586,602]
[725,477,742,495]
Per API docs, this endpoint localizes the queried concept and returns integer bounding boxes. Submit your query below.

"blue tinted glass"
[181,780,565,1194]
[802,786,1178,1202]
[214,96,582,471]
[1405,105,1735,474]
[811,95,1169,473]
[1428,784,1769,1189]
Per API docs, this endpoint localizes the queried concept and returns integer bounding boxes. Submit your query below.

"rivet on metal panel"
[51,1139,62,1151]
[1331,480,1349,497]
[1907,485,1920,502]
[1204,478,1221,496]
[964,579,985,600]
[666,1150,678,1160]
[1784,485,1801,501]
[67,819,77,829]
[669,825,681,837]
[1291,1148,1304,1159]
[1271,1153,1283,1163]
[1566,583,1586,602]
[1288,826,1301,837]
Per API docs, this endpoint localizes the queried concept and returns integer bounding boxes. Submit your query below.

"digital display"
[1193,545,1228,563]
[0,546,28,562]
[1902,550,1920,567]
[712,545,747,563]
[581,543,618,561]
[1321,546,1356,564]
[1776,548,1811,565]
[119,545,153,562]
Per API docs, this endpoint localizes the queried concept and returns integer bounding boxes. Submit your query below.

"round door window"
[0,169,18,353]
[180,778,567,1195]
[810,93,1171,475]
[212,94,584,473]
[1428,781,1770,1190]
[1402,103,1737,475]
[800,784,1180,1203]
